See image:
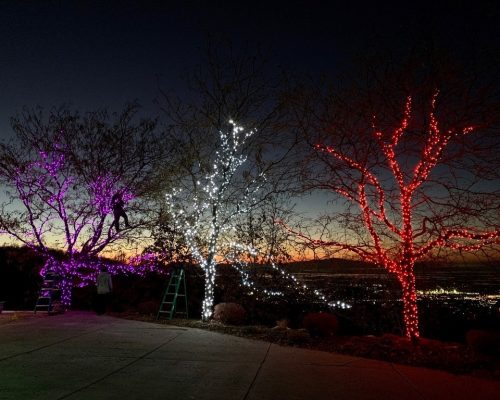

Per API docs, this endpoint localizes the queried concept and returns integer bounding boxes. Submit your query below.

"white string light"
[166,121,264,320]
[226,243,351,309]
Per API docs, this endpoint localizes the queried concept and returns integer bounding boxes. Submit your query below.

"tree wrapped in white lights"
[166,120,265,320]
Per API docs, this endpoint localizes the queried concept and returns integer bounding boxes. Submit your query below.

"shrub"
[137,300,160,315]
[466,329,500,354]
[302,312,339,337]
[275,319,289,330]
[286,329,310,345]
[213,303,246,325]
[240,325,266,335]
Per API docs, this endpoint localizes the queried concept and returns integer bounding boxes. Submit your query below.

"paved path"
[0,311,498,400]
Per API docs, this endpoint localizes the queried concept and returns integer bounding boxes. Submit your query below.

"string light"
[2,139,143,306]
[226,243,351,309]
[288,93,499,339]
[39,253,160,306]
[166,121,265,321]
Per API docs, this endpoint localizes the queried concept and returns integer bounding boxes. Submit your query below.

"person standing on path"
[96,266,113,315]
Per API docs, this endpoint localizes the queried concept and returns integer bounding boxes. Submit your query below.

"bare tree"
[234,193,295,265]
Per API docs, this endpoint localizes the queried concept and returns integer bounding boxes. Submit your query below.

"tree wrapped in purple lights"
[0,105,166,305]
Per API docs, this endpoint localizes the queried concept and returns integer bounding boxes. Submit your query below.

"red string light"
[285,93,499,340]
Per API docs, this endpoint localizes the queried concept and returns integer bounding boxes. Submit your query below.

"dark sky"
[0,0,498,140]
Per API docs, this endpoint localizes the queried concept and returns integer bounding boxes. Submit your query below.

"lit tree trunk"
[59,274,74,307]
[201,206,220,321]
[202,260,216,321]
[396,261,419,340]
[40,259,74,307]
[398,190,420,339]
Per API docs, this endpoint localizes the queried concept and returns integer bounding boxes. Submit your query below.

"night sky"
[1,0,498,142]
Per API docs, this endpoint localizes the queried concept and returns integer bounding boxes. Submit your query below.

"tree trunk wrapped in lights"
[285,91,499,340]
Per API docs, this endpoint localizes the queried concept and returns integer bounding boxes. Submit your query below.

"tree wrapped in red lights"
[285,77,500,339]
[0,105,166,305]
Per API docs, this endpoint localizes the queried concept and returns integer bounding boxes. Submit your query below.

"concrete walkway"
[0,311,498,400]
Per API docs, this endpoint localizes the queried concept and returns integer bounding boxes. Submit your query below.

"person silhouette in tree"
[111,191,129,232]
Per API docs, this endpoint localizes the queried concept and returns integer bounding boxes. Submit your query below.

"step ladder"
[34,271,64,314]
[157,267,188,320]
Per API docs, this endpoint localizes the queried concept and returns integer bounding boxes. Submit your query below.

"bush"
[286,329,310,345]
[275,319,289,330]
[240,325,267,335]
[213,302,246,325]
[302,312,339,337]
[137,300,160,315]
[466,329,500,354]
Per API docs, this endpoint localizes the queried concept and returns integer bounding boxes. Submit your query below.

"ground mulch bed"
[0,311,52,325]
[113,312,500,381]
